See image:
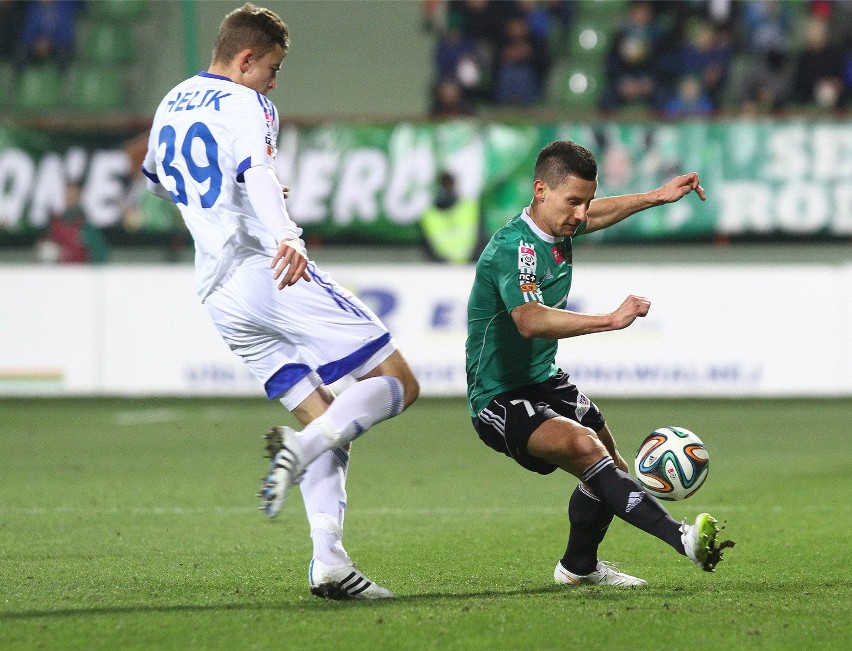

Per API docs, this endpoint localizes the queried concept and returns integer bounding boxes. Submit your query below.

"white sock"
[297,376,405,464]
[301,448,351,566]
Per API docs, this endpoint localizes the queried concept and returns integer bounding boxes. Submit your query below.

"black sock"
[582,457,685,554]
[560,484,614,575]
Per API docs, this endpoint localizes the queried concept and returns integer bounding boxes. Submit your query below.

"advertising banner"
[2,120,850,245]
[0,264,849,398]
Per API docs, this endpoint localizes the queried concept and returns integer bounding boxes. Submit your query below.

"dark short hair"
[534,140,597,187]
[212,3,289,65]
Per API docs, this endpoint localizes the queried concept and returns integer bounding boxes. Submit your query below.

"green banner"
[2,119,850,246]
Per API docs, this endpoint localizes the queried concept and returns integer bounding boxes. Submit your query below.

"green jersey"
[465,208,584,416]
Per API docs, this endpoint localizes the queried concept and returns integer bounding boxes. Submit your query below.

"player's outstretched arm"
[512,295,650,340]
[583,172,706,235]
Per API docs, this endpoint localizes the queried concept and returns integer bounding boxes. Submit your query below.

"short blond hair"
[212,3,289,65]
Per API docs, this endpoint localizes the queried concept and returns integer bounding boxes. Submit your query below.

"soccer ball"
[633,426,709,501]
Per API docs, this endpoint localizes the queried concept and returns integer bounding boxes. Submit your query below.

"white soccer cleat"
[554,560,648,587]
[258,426,306,518]
[309,559,395,600]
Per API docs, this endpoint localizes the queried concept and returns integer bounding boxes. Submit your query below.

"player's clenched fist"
[610,294,651,330]
[271,239,310,289]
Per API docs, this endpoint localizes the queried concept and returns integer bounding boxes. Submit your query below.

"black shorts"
[472,370,606,475]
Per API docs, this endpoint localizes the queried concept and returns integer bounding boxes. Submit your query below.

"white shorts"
[204,256,396,410]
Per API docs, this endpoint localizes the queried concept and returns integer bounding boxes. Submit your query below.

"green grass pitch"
[1,397,850,650]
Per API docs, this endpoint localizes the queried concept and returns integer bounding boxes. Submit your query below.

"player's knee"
[397,369,419,409]
[565,425,608,463]
[370,352,419,409]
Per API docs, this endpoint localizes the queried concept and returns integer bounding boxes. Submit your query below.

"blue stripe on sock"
[382,375,404,417]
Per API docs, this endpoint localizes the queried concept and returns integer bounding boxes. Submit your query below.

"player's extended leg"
[264,383,401,600]
[529,418,729,572]
[260,357,414,517]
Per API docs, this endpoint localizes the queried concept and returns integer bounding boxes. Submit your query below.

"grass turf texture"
[1,397,849,650]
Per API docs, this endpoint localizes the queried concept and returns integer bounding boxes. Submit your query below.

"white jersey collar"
[521,207,563,244]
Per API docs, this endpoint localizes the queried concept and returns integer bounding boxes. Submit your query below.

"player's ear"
[237,48,255,72]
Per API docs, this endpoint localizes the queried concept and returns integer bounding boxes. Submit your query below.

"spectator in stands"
[434,10,484,106]
[454,0,514,47]
[735,44,793,114]
[35,182,109,265]
[599,1,668,113]
[451,0,516,101]
[730,0,796,114]
[740,0,792,57]
[493,13,550,106]
[662,74,715,118]
[790,16,848,110]
[14,0,82,76]
[675,19,732,110]
[430,78,476,116]
[517,0,552,43]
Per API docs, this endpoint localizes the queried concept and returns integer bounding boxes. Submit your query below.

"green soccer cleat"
[681,512,735,571]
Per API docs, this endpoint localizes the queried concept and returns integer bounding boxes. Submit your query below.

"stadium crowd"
[425,0,852,117]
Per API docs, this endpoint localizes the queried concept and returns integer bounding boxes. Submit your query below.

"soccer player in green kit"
[466,140,733,586]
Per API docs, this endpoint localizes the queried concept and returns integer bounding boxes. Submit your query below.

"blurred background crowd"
[2,0,849,119]
[0,0,850,266]
[426,0,852,116]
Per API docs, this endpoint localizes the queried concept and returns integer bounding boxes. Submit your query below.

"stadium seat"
[90,0,148,21]
[13,65,63,113]
[565,21,612,61]
[81,23,136,65]
[69,66,125,113]
[553,63,603,110]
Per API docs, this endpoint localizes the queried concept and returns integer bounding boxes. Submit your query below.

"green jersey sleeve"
[493,232,544,313]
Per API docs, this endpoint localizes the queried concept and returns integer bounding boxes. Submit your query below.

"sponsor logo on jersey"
[518,243,536,271]
[518,241,542,302]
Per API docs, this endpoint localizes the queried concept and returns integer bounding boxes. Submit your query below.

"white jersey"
[142,72,297,301]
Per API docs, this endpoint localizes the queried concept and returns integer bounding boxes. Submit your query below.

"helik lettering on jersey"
[166,89,232,112]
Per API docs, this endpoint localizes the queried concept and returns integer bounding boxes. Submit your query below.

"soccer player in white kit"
[142,3,419,600]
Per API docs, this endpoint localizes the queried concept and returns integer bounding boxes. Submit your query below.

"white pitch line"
[113,409,185,426]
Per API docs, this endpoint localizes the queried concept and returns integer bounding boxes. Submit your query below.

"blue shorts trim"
[263,333,391,401]
[317,332,391,386]
[264,363,311,400]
